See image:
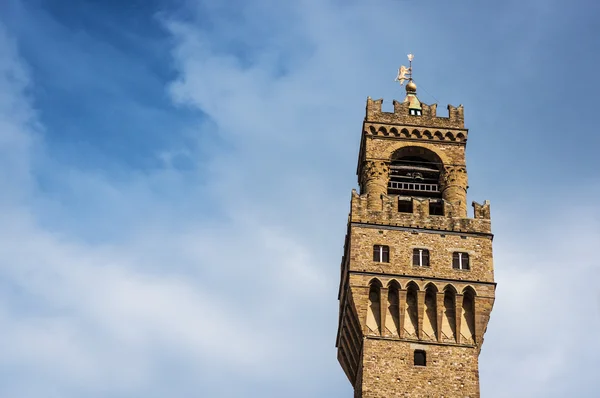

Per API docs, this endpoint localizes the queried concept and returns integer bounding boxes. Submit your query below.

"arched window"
[404,282,419,339]
[441,287,457,342]
[388,146,443,197]
[423,285,438,341]
[385,282,400,336]
[366,281,382,335]
[461,288,476,344]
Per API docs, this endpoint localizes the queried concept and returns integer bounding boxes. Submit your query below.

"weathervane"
[395,53,414,86]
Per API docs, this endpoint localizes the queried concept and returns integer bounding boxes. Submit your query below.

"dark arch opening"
[366,280,382,335]
[388,146,443,198]
[386,281,400,336]
[404,282,419,339]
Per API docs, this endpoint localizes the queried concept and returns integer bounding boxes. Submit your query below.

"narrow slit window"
[414,350,426,366]
[412,249,430,267]
[452,252,470,270]
[373,245,390,263]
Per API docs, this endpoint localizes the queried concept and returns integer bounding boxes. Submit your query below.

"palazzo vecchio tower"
[335,56,495,397]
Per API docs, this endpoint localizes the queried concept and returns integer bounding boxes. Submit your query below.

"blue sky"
[0,0,599,397]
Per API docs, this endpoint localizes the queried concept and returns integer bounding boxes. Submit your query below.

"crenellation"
[365,97,465,129]
[472,200,491,220]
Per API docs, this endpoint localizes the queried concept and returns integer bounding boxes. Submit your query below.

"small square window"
[373,245,390,263]
[429,201,444,216]
[452,252,470,270]
[414,350,426,366]
[398,199,413,213]
[412,248,430,267]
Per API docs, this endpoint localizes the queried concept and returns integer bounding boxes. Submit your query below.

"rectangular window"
[429,201,444,216]
[414,350,426,366]
[398,199,413,213]
[452,252,470,270]
[373,245,390,263]
[412,248,430,267]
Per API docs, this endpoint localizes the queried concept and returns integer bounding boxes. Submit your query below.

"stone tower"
[335,78,495,397]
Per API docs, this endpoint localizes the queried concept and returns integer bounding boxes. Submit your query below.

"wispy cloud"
[0,0,599,397]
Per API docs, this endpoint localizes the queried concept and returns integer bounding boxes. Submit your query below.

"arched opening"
[461,287,476,344]
[441,287,457,342]
[366,280,382,335]
[423,284,438,340]
[404,282,419,339]
[388,146,443,198]
[385,281,400,336]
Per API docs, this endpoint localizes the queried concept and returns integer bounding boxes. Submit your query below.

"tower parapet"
[366,97,465,129]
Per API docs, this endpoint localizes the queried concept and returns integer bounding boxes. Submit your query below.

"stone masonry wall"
[358,338,480,398]
[348,226,494,282]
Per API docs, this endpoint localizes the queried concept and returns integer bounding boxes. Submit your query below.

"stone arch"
[385,280,401,336]
[378,126,388,136]
[366,279,382,335]
[445,131,456,141]
[441,286,457,342]
[456,132,465,141]
[461,287,476,344]
[434,131,444,140]
[461,285,477,296]
[411,129,422,138]
[404,281,419,339]
[390,127,399,136]
[390,146,444,168]
[423,130,433,139]
[423,284,438,341]
[388,146,445,197]
[443,284,458,294]
[386,279,401,289]
[400,128,410,137]
[369,125,376,135]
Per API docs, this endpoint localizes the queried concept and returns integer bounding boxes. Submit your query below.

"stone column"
[417,290,426,340]
[441,166,468,217]
[455,293,463,344]
[398,289,407,339]
[436,292,445,343]
[380,286,388,337]
[362,161,389,210]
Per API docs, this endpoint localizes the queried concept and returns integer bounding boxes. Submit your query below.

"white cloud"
[481,202,600,397]
[1,0,599,397]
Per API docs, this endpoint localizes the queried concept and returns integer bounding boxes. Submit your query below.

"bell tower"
[336,56,495,397]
